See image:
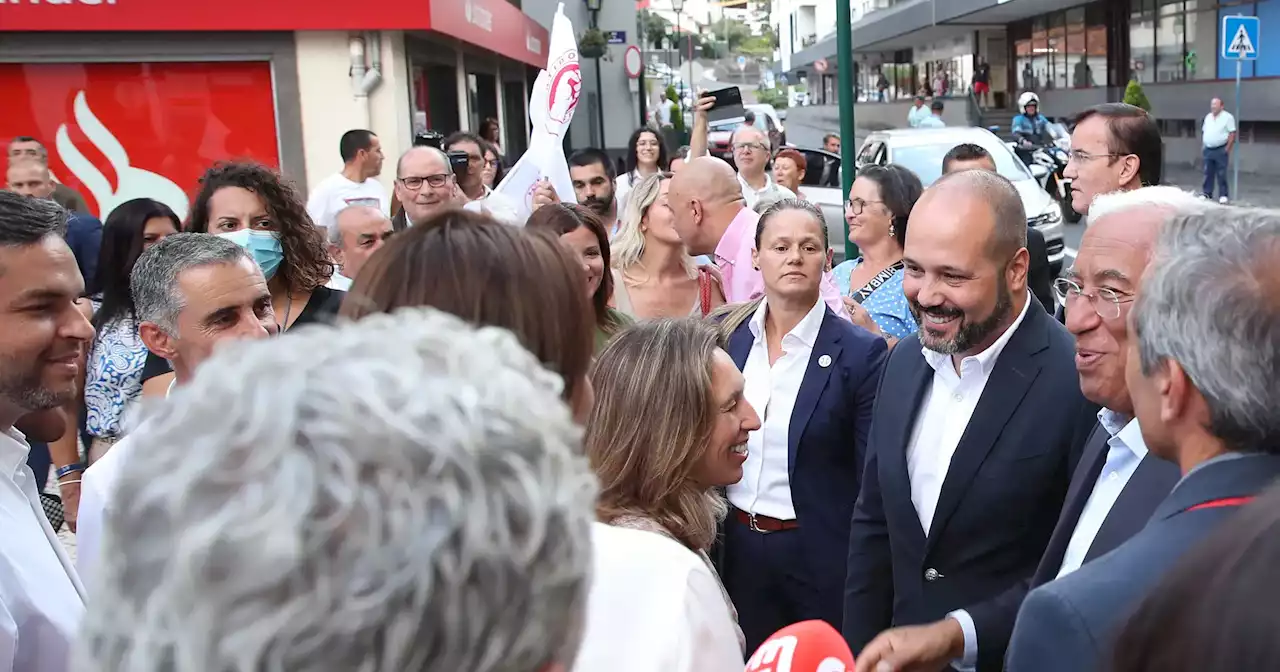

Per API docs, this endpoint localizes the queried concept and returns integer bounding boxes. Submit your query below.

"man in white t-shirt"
[305,129,389,232]
[326,205,394,290]
[1201,97,1237,203]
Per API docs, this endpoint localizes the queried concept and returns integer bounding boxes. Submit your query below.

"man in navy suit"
[864,186,1207,671]
[844,170,1088,672]
[1007,205,1280,671]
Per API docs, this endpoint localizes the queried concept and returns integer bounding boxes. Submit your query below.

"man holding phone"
[444,132,519,223]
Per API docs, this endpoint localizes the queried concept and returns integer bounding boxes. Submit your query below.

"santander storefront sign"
[0,62,281,222]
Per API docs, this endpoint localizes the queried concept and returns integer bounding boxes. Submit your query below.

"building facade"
[1,0,646,221]
[787,0,1280,174]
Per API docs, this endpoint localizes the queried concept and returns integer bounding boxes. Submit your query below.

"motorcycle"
[1007,127,1080,225]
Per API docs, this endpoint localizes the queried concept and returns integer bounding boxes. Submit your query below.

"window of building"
[1133,0,1217,83]
[1049,12,1068,90]
[1014,3,1109,91]
[1130,0,1157,83]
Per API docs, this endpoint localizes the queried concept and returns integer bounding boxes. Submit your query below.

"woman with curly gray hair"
[77,308,597,672]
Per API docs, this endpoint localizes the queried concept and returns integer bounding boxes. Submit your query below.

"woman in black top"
[139,162,345,396]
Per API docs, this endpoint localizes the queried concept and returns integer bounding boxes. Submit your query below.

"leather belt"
[734,508,799,533]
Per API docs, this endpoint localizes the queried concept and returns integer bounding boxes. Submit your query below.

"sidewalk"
[1162,164,1280,207]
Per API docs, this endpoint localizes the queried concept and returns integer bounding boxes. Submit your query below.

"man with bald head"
[845,170,1088,672]
[731,124,793,208]
[326,205,394,290]
[668,156,845,315]
[392,146,457,230]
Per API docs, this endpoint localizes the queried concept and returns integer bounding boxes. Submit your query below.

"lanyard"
[1185,496,1255,512]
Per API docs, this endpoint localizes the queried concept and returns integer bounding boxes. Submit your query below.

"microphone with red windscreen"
[744,620,856,672]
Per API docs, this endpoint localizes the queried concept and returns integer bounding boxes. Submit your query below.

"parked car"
[854,127,1067,274]
[706,104,786,160]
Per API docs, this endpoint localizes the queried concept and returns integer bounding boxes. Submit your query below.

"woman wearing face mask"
[611,173,724,320]
[831,164,923,347]
[527,203,633,350]
[614,128,668,216]
[713,199,886,651]
[138,162,344,397]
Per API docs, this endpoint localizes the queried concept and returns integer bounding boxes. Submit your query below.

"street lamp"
[671,0,685,99]
[584,0,606,149]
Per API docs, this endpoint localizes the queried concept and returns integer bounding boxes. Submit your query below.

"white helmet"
[1018,91,1040,110]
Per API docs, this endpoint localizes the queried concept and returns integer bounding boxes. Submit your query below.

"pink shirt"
[713,207,849,318]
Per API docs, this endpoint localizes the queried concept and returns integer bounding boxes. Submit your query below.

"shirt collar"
[737,172,775,195]
[748,296,825,348]
[922,291,1033,377]
[0,427,30,480]
[713,206,759,267]
[1097,409,1150,461]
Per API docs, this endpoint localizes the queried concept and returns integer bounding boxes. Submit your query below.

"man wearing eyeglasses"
[731,125,794,209]
[853,186,1200,672]
[1062,104,1162,220]
[392,147,459,230]
[444,132,520,224]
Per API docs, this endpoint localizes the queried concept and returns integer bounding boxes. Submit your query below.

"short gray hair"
[1088,186,1209,225]
[0,190,66,248]
[130,233,252,335]
[77,307,597,672]
[327,204,388,246]
[1134,206,1280,454]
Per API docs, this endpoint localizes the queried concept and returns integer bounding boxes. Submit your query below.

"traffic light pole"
[836,0,857,261]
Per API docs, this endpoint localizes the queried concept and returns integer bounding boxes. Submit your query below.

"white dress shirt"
[727,297,825,520]
[902,295,1030,670]
[76,431,136,590]
[907,294,1031,536]
[572,523,744,672]
[326,271,353,291]
[737,173,796,210]
[0,428,85,671]
[1054,409,1147,579]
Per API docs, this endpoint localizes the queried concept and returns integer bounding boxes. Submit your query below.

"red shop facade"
[0,0,550,221]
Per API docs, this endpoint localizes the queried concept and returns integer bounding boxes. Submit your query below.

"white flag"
[493,2,581,222]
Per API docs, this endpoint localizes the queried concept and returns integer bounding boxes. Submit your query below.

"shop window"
[1130,0,1156,84]
[1156,0,1186,82]
[502,80,527,159]
[1183,0,1216,79]
[1048,13,1068,90]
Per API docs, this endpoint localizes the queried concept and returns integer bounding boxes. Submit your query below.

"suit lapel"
[1083,452,1180,563]
[787,311,842,479]
[727,321,754,370]
[1031,422,1109,584]
[924,307,1047,553]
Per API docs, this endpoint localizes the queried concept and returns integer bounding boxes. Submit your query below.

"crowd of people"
[2,90,1279,672]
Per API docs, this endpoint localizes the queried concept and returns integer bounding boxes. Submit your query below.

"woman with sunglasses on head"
[138,162,344,397]
[831,164,924,347]
[611,173,724,320]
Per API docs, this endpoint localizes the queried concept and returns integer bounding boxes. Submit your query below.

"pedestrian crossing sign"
[1222,15,1259,61]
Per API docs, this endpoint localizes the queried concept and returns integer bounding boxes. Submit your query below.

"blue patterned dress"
[84,314,148,439]
[832,258,919,340]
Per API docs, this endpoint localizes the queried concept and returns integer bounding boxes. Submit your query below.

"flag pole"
[836,0,857,261]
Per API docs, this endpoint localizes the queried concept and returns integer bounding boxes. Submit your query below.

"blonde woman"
[611,173,725,319]
[585,318,760,654]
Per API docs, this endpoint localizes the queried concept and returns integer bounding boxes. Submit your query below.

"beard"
[581,190,614,217]
[910,278,1014,356]
[0,353,66,413]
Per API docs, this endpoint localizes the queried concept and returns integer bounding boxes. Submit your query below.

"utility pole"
[836,0,857,261]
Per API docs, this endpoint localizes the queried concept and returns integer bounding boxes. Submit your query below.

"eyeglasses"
[1065,149,1126,163]
[1052,277,1134,320]
[733,142,768,153]
[398,174,452,190]
[845,197,885,216]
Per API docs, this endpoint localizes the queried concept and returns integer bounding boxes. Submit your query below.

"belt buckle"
[748,513,770,534]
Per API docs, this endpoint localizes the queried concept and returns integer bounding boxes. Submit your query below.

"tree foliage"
[1123,78,1152,112]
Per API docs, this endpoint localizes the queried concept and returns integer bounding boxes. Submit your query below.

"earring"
[889,223,897,238]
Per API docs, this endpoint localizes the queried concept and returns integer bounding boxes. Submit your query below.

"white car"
[853,127,1066,272]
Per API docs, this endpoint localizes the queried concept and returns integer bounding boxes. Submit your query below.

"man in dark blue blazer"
[844,170,1088,672]
[719,200,887,652]
[1006,205,1280,672]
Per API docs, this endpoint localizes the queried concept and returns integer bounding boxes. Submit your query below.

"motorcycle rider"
[1013,92,1051,142]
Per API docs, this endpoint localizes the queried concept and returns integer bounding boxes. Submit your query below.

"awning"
[0,0,551,66]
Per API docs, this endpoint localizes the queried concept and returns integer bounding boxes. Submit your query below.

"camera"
[413,130,444,149]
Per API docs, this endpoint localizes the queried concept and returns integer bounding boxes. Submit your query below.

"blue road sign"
[605,30,626,44]
[1222,15,1259,61]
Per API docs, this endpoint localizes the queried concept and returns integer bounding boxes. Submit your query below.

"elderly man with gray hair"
[76,233,278,584]
[325,204,394,290]
[1008,205,1280,672]
[75,307,598,672]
